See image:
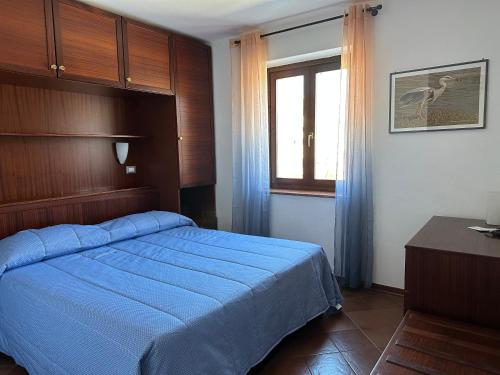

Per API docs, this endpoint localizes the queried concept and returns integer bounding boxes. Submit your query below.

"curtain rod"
[233,4,382,45]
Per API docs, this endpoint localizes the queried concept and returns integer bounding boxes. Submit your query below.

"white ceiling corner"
[77,0,348,41]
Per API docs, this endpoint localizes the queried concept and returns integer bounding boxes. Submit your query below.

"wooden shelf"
[0,132,148,139]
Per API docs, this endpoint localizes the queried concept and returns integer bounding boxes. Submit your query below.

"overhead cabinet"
[122,19,173,94]
[1,0,174,92]
[52,0,124,86]
[0,0,57,77]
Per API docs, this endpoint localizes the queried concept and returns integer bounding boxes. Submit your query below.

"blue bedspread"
[0,211,342,375]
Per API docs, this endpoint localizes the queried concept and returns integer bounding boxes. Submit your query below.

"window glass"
[276,75,304,179]
[314,69,343,180]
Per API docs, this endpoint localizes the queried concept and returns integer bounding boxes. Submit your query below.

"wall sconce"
[115,142,129,165]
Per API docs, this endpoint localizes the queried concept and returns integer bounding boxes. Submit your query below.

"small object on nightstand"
[487,191,500,225]
[468,226,498,233]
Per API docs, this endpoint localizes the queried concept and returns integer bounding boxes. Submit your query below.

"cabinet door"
[0,0,57,77]
[473,256,500,328]
[122,19,173,94]
[405,247,475,321]
[173,35,215,188]
[52,0,124,86]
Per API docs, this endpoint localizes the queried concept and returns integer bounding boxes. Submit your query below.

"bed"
[0,211,343,375]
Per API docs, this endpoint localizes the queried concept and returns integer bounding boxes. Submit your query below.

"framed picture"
[390,59,488,133]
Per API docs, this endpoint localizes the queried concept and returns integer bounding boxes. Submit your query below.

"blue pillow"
[0,211,194,276]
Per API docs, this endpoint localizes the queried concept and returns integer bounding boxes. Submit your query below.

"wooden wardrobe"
[0,0,217,236]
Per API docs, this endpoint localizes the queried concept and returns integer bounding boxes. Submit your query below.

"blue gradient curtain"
[334,5,374,289]
[231,31,270,236]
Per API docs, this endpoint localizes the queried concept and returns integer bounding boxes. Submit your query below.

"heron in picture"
[399,75,455,119]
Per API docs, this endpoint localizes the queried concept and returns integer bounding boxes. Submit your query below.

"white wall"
[270,195,336,261]
[211,0,500,288]
[212,38,233,231]
[371,0,500,287]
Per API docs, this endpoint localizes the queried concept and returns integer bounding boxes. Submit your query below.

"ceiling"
[78,0,347,41]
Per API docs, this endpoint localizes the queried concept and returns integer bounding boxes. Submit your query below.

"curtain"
[334,5,374,289]
[231,31,270,236]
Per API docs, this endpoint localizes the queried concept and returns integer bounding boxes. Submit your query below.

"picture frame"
[389,59,488,133]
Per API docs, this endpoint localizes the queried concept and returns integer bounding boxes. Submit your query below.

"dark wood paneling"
[0,133,146,139]
[0,136,142,204]
[180,186,217,229]
[0,69,130,98]
[122,19,173,95]
[473,255,500,329]
[0,81,145,204]
[0,0,57,77]
[0,82,134,135]
[404,216,500,329]
[53,0,124,87]
[405,247,475,322]
[372,311,500,375]
[172,35,215,188]
[0,187,159,239]
[127,95,181,213]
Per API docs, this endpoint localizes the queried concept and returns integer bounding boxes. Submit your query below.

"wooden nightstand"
[404,216,500,329]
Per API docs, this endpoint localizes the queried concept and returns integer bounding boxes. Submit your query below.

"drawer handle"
[126,77,132,82]
[178,136,183,141]
[59,65,66,71]
[50,64,58,70]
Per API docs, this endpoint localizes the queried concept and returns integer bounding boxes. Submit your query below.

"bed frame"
[0,187,159,239]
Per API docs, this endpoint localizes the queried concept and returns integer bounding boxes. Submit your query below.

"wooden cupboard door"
[0,0,57,77]
[473,256,500,328]
[122,19,173,94]
[405,247,475,322]
[53,0,124,86]
[173,35,215,188]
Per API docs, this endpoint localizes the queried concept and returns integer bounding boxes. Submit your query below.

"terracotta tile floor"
[0,288,403,375]
[250,288,404,375]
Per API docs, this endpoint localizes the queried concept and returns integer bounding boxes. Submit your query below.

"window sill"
[270,188,335,198]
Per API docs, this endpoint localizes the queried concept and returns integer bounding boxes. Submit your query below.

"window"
[268,56,344,193]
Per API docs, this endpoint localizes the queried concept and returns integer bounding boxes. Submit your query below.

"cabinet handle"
[178,136,183,141]
[50,64,58,70]
[59,65,66,71]
[126,77,132,82]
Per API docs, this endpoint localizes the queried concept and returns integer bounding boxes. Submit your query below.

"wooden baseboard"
[371,283,404,296]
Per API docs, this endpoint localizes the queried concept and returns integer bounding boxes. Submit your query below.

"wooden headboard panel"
[0,69,181,240]
[0,187,159,239]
